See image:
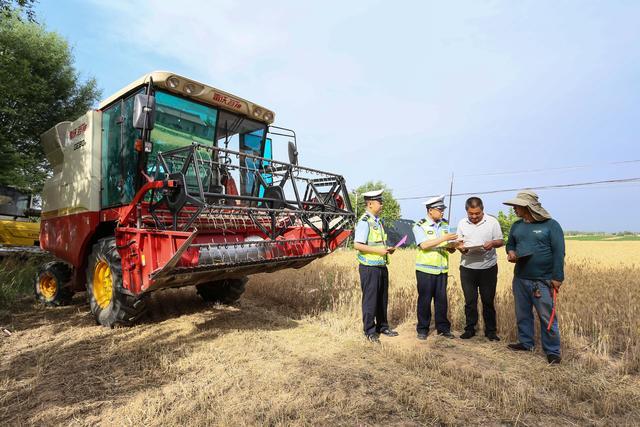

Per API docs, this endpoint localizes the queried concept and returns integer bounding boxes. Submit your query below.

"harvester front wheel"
[34,261,73,306]
[196,278,248,304]
[86,237,147,327]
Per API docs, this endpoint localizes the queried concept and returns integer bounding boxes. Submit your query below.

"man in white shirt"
[456,197,505,341]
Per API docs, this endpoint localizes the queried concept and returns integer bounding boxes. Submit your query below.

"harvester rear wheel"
[34,261,73,306]
[196,278,248,304]
[86,237,147,327]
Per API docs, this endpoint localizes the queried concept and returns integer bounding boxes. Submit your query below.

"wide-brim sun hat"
[503,190,551,221]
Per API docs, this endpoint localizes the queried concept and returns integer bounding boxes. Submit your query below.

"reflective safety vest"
[415,218,450,274]
[356,212,388,266]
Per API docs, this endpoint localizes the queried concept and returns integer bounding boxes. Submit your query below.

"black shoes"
[366,328,399,342]
[508,344,561,364]
[460,331,475,339]
[547,354,562,364]
[508,342,533,351]
[486,333,501,342]
[438,331,455,339]
[366,333,380,343]
[417,332,428,340]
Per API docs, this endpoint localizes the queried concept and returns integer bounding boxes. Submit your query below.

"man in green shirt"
[503,190,565,364]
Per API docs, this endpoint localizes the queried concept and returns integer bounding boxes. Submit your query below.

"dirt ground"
[2,280,639,426]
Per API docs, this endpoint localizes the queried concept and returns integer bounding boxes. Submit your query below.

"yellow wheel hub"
[93,260,113,309]
[39,274,57,300]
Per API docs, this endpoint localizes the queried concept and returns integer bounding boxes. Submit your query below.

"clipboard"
[462,244,484,250]
[460,240,485,251]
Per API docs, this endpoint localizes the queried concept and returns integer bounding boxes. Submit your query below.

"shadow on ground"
[0,288,298,425]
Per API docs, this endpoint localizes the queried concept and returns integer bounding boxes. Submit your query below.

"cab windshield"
[149,90,269,197]
[101,89,271,209]
[150,90,266,157]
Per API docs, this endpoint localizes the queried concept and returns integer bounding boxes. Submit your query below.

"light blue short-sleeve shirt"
[413,224,427,245]
[354,219,370,244]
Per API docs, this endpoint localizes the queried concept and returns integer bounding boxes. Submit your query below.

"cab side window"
[101,91,142,208]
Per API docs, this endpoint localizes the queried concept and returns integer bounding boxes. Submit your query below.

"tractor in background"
[0,185,40,253]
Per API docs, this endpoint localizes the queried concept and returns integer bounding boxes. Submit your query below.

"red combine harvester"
[34,72,354,327]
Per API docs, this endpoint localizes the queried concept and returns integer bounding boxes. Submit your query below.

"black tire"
[34,261,73,306]
[196,277,248,304]
[86,237,147,327]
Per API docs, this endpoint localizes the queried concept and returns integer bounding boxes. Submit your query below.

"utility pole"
[447,173,454,224]
[353,190,358,219]
[346,190,358,248]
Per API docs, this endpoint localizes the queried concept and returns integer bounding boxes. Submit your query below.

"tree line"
[0,1,101,193]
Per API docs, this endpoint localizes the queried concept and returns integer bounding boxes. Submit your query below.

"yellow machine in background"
[0,186,40,248]
[0,220,39,246]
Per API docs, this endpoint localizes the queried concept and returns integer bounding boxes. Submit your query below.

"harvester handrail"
[158,141,345,179]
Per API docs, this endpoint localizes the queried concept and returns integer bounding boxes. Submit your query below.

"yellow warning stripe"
[41,206,89,219]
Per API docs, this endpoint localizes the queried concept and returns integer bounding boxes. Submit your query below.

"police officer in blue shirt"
[412,195,459,340]
[353,189,399,343]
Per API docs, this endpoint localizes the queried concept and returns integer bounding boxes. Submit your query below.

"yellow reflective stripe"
[358,254,386,266]
[416,264,448,271]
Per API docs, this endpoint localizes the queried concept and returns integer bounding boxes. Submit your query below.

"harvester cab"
[35,72,355,326]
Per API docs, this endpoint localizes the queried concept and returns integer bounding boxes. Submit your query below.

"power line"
[458,159,640,178]
[396,177,640,201]
[392,158,640,194]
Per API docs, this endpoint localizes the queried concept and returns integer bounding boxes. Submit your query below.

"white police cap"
[362,189,384,201]
[423,195,446,209]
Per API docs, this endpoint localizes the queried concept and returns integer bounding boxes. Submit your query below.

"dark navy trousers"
[416,270,451,334]
[359,264,389,336]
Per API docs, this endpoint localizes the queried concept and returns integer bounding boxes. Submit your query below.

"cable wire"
[396,177,640,201]
[458,159,640,178]
[392,158,640,194]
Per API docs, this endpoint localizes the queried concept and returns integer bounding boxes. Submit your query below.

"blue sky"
[36,1,640,231]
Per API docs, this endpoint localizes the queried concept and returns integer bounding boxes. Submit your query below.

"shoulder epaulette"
[416,219,427,226]
[360,213,371,222]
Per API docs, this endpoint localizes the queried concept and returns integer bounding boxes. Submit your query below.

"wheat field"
[0,241,639,425]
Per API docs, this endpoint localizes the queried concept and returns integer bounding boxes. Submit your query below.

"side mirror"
[133,94,156,130]
[288,141,298,165]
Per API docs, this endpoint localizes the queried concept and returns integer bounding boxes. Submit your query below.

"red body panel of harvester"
[40,144,353,298]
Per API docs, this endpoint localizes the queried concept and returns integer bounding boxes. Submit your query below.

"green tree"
[497,208,519,241]
[349,181,401,223]
[1,0,36,21]
[0,11,101,192]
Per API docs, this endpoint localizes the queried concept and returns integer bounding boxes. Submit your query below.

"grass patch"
[566,235,640,241]
[0,254,50,310]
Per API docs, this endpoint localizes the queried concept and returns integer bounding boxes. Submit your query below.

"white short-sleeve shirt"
[456,214,503,269]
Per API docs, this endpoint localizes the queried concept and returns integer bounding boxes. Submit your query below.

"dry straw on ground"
[1,241,639,425]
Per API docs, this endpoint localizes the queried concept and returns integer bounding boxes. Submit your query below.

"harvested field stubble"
[249,242,640,371]
[1,241,639,425]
